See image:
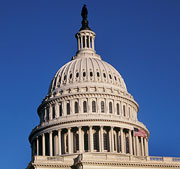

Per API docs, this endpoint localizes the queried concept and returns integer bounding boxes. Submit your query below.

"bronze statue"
[80,4,91,31]
[81,4,88,20]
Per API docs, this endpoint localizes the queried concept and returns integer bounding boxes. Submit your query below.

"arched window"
[123,105,126,116]
[59,103,62,116]
[92,101,96,112]
[83,101,87,113]
[93,130,99,151]
[75,101,79,113]
[67,102,70,115]
[116,103,120,115]
[101,101,105,113]
[109,102,112,113]
[84,131,88,151]
[52,105,56,119]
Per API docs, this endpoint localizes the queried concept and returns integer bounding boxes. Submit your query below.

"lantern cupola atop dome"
[75,5,97,59]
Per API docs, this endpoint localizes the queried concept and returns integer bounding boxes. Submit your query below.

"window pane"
[92,101,96,112]
[117,103,120,115]
[109,102,112,113]
[101,101,104,113]
[83,101,87,113]
[123,105,126,116]
[75,102,79,113]
[52,105,56,119]
[59,103,62,116]
[67,103,70,115]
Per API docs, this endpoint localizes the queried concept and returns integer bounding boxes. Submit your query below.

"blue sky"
[0,0,180,168]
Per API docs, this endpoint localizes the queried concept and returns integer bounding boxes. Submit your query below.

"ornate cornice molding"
[29,118,148,142]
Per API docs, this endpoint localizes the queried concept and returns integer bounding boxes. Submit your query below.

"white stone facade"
[26,6,180,169]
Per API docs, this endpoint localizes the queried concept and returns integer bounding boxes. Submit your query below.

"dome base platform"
[26,153,180,169]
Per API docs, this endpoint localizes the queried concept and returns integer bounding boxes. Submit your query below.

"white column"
[78,36,80,50]
[136,136,140,156]
[129,130,133,155]
[120,128,125,153]
[84,35,87,48]
[111,127,114,152]
[100,126,104,152]
[68,128,72,154]
[36,136,39,156]
[141,137,144,156]
[133,136,136,155]
[78,127,82,153]
[89,126,93,152]
[42,133,45,156]
[88,34,90,48]
[58,130,61,155]
[145,138,149,156]
[92,37,95,50]
[49,131,53,156]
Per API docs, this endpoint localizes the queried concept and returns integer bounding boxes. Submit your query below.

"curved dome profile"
[48,56,127,96]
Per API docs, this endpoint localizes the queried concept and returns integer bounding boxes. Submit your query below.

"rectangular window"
[67,102,70,115]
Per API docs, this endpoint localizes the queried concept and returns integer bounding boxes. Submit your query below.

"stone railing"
[32,153,180,164]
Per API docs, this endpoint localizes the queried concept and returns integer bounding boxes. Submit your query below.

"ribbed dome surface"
[48,57,127,94]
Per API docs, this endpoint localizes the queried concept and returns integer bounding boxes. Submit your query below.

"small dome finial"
[80,4,91,30]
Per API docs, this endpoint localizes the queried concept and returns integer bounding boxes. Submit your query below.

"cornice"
[29,118,149,142]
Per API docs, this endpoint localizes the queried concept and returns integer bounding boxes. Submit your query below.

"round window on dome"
[76,72,79,78]
[90,72,93,77]
[83,72,86,77]
[97,72,100,77]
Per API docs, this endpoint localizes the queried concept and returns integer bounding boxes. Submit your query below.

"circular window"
[70,73,72,79]
[97,72,100,77]
[83,72,86,77]
[76,72,79,78]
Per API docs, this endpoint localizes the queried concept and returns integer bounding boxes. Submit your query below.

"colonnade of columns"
[32,126,148,157]
[76,31,95,51]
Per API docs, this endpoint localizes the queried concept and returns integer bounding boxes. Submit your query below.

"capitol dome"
[28,5,149,165]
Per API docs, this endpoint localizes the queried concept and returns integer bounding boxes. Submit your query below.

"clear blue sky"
[0,0,179,168]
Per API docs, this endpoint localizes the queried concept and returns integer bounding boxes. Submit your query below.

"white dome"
[48,56,127,95]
